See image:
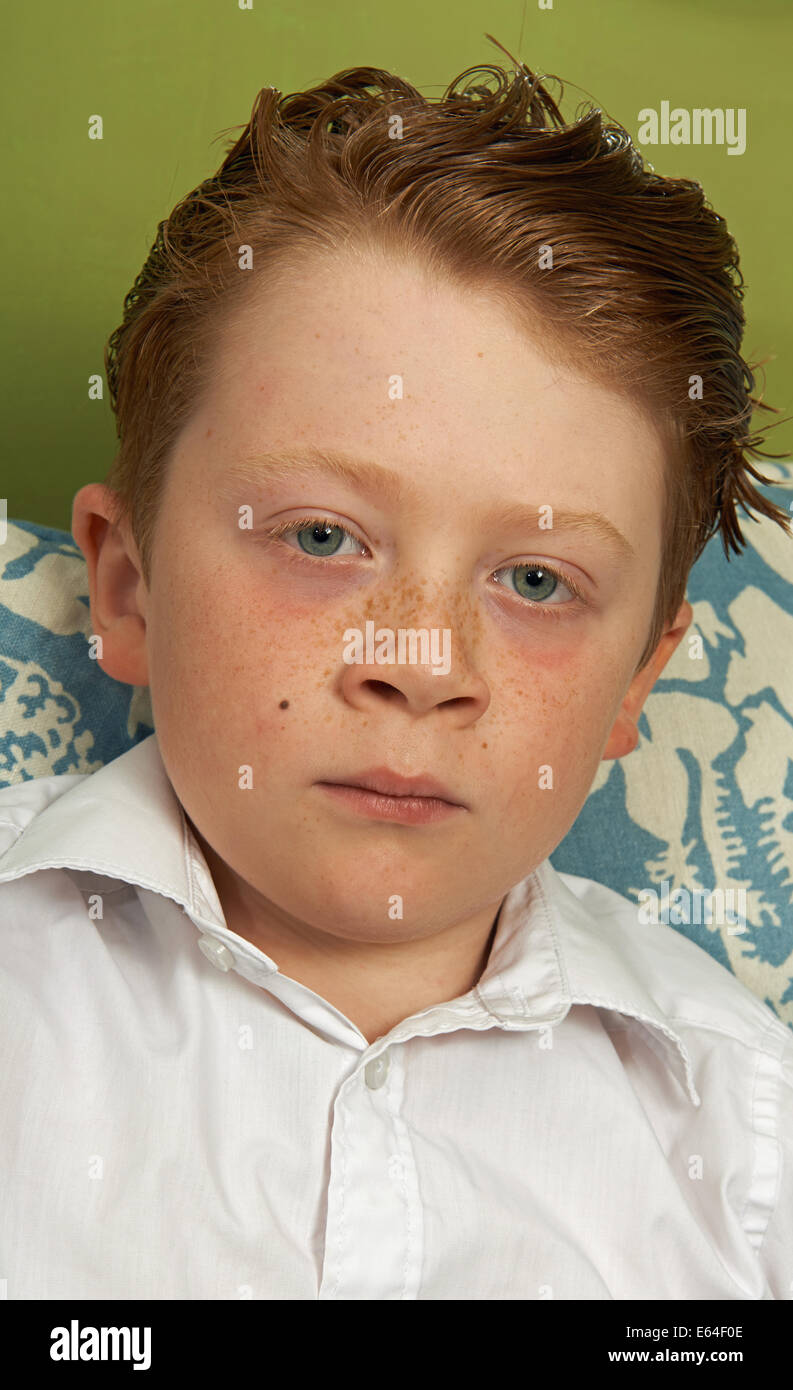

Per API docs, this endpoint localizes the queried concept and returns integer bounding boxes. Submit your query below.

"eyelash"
[262,515,587,617]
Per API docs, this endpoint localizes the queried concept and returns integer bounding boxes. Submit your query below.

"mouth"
[314,766,467,825]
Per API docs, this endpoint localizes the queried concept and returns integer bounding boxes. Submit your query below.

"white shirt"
[0,733,790,1301]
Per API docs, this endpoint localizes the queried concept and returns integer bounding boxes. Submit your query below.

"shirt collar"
[0,732,700,1106]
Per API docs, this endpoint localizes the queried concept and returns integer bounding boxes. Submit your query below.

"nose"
[338,621,490,724]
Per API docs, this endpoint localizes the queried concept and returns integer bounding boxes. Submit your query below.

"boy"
[1,58,791,1300]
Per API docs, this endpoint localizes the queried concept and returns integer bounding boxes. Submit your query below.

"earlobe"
[602,710,640,761]
[601,599,693,762]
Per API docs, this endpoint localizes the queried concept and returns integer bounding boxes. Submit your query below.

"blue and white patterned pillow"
[0,520,154,778]
[1,475,792,1027]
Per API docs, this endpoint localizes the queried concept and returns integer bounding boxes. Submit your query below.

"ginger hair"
[102,51,791,671]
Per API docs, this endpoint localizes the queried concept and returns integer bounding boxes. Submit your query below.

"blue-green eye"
[268,516,367,558]
[294,521,346,557]
[493,563,578,607]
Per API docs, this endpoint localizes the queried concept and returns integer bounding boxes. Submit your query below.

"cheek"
[161,566,336,749]
[493,641,623,788]
[494,634,590,727]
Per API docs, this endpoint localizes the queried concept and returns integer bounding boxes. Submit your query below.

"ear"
[71,483,150,687]
[602,600,693,760]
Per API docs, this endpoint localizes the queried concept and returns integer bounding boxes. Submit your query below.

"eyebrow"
[223,446,636,561]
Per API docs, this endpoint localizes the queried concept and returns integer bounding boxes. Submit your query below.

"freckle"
[481,742,488,748]
[279,699,290,709]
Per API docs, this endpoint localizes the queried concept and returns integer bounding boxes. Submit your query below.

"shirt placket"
[319,1042,424,1299]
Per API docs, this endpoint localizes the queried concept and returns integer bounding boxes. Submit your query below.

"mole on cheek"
[279,700,290,710]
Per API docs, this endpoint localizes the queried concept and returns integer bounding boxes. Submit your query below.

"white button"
[364,1050,390,1089]
[197,935,235,972]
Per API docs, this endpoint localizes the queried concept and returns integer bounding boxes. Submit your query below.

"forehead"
[177,246,668,543]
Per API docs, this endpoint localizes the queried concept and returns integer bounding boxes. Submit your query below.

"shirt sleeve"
[754,1025,793,1300]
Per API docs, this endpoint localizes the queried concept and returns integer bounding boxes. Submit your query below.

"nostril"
[366,681,400,699]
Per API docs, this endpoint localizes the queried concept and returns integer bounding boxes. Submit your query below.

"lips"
[320,766,463,805]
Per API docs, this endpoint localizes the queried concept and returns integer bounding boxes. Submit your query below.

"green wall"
[4,0,791,531]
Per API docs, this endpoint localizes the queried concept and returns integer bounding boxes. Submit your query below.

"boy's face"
[75,249,689,951]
